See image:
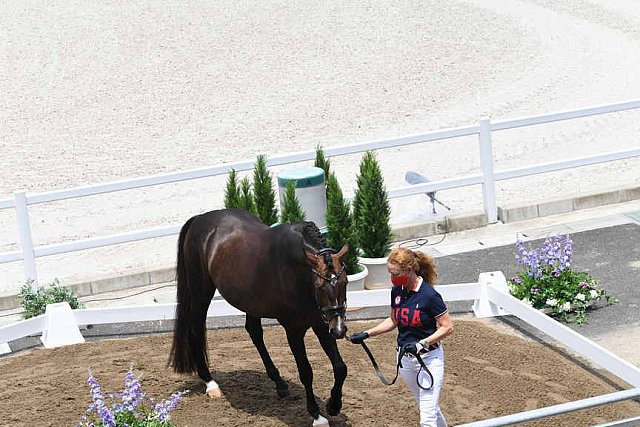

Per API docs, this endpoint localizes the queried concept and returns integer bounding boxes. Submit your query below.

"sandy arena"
[0,319,639,426]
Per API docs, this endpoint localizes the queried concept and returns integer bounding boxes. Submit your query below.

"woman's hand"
[349,331,370,344]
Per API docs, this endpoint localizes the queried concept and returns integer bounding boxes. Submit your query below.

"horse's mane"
[290,221,329,251]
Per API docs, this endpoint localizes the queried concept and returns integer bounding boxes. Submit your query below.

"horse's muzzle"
[329,316,347,339]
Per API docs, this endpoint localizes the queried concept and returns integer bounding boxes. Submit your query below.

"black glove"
[402,341,424,356]
[349,331,369,344]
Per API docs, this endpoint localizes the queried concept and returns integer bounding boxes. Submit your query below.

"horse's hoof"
[276,382,289,398]
[206,386,223,398]
[312,414,330,426]
[326,397,342,416]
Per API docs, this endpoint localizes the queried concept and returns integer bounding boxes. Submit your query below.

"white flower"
[590,290,599,299]
[546,299,558,307]
[575,293,586,301]
[561,302,571,312]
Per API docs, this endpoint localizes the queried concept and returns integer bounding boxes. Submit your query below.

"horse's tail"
[169,215,212,374]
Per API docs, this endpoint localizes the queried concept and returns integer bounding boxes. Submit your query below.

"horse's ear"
[303,244,318,265]
[336,244,349,261]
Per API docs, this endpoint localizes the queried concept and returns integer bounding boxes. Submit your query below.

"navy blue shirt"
[390,278,448,347]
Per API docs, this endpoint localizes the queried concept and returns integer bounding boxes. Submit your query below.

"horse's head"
[304,244,350,339]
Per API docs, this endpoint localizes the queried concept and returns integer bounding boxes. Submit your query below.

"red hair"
[388,247,437,286]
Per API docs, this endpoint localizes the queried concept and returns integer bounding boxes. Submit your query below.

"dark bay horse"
[169,208,349,425]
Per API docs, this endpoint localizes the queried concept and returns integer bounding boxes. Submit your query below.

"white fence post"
[14,190,38,288]
[479,118,498,223]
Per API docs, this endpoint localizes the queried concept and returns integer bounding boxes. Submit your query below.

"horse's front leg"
[312,323,347,416]
[284,325,329,426]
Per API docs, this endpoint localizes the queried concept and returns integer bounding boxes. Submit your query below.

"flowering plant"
[508,234,615,324]
[77,365,186,427]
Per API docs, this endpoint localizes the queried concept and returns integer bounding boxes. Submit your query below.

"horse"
[168,208,350,426]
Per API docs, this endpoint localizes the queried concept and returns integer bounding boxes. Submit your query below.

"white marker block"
[40,302,85,348]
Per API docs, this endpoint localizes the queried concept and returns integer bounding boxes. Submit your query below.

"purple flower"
[152,391,186,422]
[512,276,522,284]
[87,374,116,427]
[551,269,560,277]
[560,235,573,269]
[79,367,186,427]
[119,367,146,413]
[579,281,589,288]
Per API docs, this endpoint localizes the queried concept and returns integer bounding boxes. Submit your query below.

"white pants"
[398,346,447,427]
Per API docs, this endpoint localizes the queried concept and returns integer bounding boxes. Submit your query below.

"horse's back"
[186,209,310,317]
[193,208,266,233]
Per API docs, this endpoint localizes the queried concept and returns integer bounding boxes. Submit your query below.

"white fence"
[1,272,639,426]
[1,98,640,287]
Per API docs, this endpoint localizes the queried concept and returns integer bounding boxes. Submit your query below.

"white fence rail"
[1,99,640,286]
[1,273,639,425]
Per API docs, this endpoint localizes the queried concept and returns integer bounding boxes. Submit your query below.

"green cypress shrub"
[224,169,240,209]
[252,155,278,225]
[352,151,392,258]
[314,145,331,179]
[238,177,256,214]
[315,145,331,200]
[325,172,360,275]
[280,181,306,223]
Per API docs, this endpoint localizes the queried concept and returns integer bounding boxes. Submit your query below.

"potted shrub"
[224,168,241,209]
[314,145,331,190]
[325,172,368,290]
[280,180,306,223]
[224,169,257,214]
[253,155,279,225]
[352,151,392,289]
[238,176,256,214]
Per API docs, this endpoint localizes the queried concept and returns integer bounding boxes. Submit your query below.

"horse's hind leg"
[245,315,289,397]
[187,277,217,396]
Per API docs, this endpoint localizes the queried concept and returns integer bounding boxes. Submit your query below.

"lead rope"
[357,340,434,390]
[358,340,401,386]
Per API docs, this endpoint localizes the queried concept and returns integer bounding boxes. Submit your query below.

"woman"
[349,247,453,427]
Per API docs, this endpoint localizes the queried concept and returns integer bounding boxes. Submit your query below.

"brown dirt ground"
[0,318,638,427]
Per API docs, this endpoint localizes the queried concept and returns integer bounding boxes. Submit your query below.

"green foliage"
[508,234,615,324]
[224,168,240,209]
[314,145,331,180]
[280,181,306,223]
[252,155,279,225]
[18,279,84,319]
[352,151,392,258]
[325,172,360,275]
[238,177,256,214]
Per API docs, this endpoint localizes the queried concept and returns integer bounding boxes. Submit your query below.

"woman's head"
[387,247,437,286]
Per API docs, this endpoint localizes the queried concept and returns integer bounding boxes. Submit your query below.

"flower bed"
[77,365,186,427]
[508,234,615,324]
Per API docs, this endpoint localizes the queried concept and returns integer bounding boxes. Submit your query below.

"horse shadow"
[182,370,351,427]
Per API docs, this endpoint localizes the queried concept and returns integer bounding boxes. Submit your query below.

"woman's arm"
[364,311,397,337]
[420,311,453,347]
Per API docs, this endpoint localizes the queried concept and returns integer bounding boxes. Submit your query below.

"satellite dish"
[405,171,451,215]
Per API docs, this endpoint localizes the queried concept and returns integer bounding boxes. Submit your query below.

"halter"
[308,247,347,325]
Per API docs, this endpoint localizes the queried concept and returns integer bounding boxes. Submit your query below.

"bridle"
[308,246,347,325]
